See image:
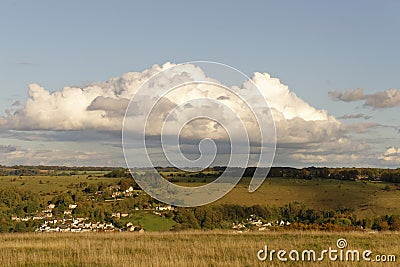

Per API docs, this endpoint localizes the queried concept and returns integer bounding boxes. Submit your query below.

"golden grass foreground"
[0,231,398,266]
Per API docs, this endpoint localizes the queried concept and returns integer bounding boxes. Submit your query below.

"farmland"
[213,177,400,218]
[0,173,399,217]
[0,167,399,266]
[0,175,116,202]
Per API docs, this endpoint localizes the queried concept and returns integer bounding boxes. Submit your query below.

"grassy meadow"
[179,177,400,217]
[121,210,176,231]
[0,175,118,202]
[0,171,399,265]
[0,174,399,217]
[0,231,398,266]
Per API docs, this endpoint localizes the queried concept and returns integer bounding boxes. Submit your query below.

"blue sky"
[0,1,399,167]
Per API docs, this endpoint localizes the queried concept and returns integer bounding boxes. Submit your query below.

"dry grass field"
[0,231,398,266]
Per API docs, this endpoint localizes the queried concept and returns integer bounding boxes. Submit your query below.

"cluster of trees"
[0,188,41,217]
[104,168,130,178]
[243,167,400,183]
[0,166,123,176]
[154,166,400,183]
[0,188,42,232]
[0,168,40,176]
[171,202,400,231]
[2,165,400,183]
[0,177,147,233]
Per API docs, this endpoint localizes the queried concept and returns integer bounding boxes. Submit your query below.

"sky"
[0,0,399,167]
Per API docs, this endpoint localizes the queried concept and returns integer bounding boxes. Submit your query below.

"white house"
[69,204,78,210]
[156,205,173,211]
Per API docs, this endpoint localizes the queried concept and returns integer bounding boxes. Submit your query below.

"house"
[64,210,72,215]
[105,223,114,229]
[156,205,174,211]
[111,213,121,218]
[59,226,71,232]
[69,204,78,210]
[357,175,369,180]
[126,222,136,232]
[112,192,122,198]
[48,204,56,210]
[251,220,263,227]
[48,227,60,232]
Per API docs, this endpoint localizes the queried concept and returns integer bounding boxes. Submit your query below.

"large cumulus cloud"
[0,62,368,166]
[1,63,176,131]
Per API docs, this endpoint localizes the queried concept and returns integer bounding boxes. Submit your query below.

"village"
[232,214,291,233]
[10,183,174,233]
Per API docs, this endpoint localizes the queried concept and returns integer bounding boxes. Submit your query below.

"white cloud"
[329,88,365,102]
[0,62,371,166]
[329,88,400,109]
[0,147,121,166]
[378,147,400,164]
[338,113,372,120]
[364,89,400,108]
[1,63,176,131]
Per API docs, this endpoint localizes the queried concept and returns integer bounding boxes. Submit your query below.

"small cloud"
[328,88,365,102]
[338,113,372,120]
[378,147,400,164]
[0,145,17,153]
[329,88,400,109]
[11,100,21,106]
[364,89,400,109]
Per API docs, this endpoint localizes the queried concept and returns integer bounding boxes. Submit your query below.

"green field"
[1,174,399,217]
[0,175,119,202]
[0,231,398,266]
[179,177,400,217]
[129,211,176,231]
